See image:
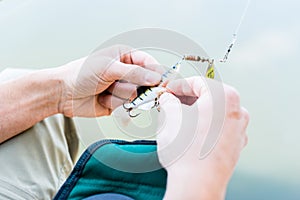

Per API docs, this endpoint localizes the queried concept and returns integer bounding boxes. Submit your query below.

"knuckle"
[225,86,240,103]
[241,107,250,123]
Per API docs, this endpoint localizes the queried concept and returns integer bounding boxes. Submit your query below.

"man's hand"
[0,45,161,142]
[156,77,249,200]
[57,45,162,117]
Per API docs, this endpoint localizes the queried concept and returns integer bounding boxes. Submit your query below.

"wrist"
[29,67,64,116]
[163,166,227,200]
[52,65,69,115]
[54,59,85,116]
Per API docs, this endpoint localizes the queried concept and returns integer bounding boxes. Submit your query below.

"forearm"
[0,68,62,143]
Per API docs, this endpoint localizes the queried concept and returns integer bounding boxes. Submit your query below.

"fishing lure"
[122,87,167,117]
[123,56,214,117]
[123,58,182,117]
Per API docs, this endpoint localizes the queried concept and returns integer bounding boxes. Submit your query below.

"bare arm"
[0,68,62,143]
[0,45,161,143]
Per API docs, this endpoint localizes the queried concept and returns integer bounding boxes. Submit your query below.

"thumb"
[157,93,182,150]
[156,92,201,167]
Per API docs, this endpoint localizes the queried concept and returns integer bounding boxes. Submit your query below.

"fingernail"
[145,72,161,85]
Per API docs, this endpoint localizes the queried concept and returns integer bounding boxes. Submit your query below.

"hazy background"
[1,0,299,199]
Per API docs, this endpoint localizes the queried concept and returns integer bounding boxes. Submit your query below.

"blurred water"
[0,0,299,199]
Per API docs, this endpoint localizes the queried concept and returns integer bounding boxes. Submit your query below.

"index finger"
[106,60,162,86]
[119,47,165,74]
[95,45,165,74]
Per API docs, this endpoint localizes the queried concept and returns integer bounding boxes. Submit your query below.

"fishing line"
[220,0,251,63]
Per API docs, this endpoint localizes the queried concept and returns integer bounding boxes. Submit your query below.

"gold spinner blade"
[205,60,215,79]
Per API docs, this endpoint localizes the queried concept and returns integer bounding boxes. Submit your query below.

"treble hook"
[128,110,140,118]
[123,100,141,118]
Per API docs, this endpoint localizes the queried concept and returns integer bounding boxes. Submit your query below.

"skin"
[158,77,249,200]
[0,45,249,199]
[0,45,162,142]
